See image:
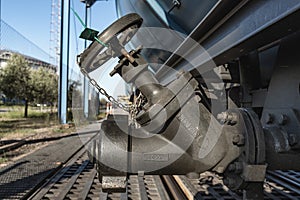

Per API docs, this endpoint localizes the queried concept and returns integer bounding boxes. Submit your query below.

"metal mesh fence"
[0,19,51,64]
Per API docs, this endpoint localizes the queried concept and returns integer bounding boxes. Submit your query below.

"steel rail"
[27,149,300,200]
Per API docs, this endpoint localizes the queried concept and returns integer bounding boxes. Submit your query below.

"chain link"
[129,92,144,128]
[79,66,131,112]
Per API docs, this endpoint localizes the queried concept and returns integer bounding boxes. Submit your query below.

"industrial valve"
[78,13,272,197]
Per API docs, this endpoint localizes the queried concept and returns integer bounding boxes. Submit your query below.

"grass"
[0,105,62,139]
[0,104,103,140]
[0,156,8,164]
[0,105,55,119]
[0,105,80,166]
[97,112,106,120]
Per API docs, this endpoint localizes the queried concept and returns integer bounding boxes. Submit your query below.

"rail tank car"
[78,0,300,199]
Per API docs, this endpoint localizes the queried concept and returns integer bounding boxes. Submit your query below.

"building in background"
[0,50,56,73]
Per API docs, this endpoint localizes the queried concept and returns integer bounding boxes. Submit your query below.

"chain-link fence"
[0,19,51,64]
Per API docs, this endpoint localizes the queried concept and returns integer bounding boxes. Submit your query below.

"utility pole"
[0,0,2,50]
[80,0,96,119]
[58,0,71,124]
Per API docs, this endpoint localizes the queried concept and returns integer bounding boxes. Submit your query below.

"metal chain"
[129,92,144,127]
[79,66,131,112]
[71,7,132,112]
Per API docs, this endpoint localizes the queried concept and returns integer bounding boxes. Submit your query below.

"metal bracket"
[79,28,99,41]
[242,164,267,182]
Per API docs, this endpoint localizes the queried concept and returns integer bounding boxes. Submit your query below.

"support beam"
[58,0,71,124]
[80,0,96,8]
[83,3,91,118]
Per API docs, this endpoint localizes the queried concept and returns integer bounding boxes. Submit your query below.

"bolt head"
[217,112,228,123]
[234,162,243,173]
[223,178,236,188]
[288,134,297,146]
[232,134,245,146]
[278,114,288,125]
[265,113,274,124]
[227,113,238,124]
[232,134,240,144]
[228,164,236,172]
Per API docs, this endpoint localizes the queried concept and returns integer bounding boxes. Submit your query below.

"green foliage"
[0,105,57,119]
[31,68,58,106]
[0,54,58,117]
[0,110,60,140]
[97,112,106,120]
[100,98,108,107]
[0,54,32,101]
[0,157,8,164]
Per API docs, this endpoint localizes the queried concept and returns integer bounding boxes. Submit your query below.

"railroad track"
[26,142,300,200]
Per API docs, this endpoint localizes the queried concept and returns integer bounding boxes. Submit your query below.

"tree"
[0,54,33,117]
[100,98,107,108]
[0,54,58,117]
[31,68,58,111]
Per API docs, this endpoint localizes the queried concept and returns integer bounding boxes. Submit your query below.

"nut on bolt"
[223,178,229,185]
[228,162,243,173]
[223,177,236,188]
[232,134,245,146]
[288,134,298,146]
[228,164,236,172]
[278,114,288,125]
[265,113,274,124]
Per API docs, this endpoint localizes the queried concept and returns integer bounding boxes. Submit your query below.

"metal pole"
[0,0,2,50]
[58,0,71,124]
[83,3,90,118]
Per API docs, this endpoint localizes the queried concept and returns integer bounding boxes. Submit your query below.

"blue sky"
[1,0,117,56]
[1,0,125,97]
[1,0,52,54]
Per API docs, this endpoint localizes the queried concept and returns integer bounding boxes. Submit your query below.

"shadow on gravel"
[0,161,29,176]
